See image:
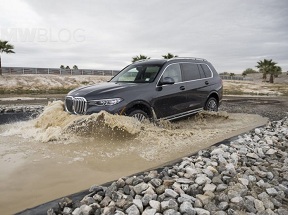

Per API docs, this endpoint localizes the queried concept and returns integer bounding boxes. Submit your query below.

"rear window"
[200,64,212,78]
[181,63,201,81]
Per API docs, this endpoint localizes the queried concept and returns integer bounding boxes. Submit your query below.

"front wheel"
[204,97,218,112]
[128,110,149,122]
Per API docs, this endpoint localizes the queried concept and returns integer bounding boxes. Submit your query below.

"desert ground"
[0,73,287,214]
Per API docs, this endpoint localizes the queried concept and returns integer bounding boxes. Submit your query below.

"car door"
[152,63,187,118]
[180,63,208,111]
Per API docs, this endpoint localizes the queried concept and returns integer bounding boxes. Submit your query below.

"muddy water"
[0,101,268,214]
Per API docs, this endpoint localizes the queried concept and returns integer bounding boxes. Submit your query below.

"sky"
[0,0,287,73]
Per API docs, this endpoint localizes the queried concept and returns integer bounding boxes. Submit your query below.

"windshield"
[110,64,162,83]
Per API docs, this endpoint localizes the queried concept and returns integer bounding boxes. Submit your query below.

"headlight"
[88,98,123,106]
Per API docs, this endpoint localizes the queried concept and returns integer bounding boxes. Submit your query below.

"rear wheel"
[204,97,218,112]
[128,109,149,122]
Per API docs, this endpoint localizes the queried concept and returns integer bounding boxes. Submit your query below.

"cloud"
[0,0,287,72]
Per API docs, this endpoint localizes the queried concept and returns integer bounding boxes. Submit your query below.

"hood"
[67,82,142,98]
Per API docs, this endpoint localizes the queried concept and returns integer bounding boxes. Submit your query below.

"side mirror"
[159,77,175,86]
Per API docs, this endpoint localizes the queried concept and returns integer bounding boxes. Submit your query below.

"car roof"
[132,57,208,66]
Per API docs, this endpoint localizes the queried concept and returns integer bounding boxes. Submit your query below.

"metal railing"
[1,67,119,76]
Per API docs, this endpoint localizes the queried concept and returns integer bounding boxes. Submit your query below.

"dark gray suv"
[65,57,223,121]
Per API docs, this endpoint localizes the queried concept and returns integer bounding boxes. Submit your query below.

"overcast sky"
[0,0,287,73]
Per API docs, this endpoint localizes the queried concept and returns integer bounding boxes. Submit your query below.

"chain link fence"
[1,67,119,76]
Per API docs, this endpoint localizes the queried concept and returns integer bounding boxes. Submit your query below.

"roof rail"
[168,57,207,62]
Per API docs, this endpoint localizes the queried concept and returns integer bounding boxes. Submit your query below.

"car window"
[111,65,161,83]
[197,64,206,78]
[161,63,182,83]
[181,63,201,81]
[118,68,138,81]
[200,64,212,78]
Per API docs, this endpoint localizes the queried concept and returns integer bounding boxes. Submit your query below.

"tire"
[128,109,149,122]
[204,97,218,112]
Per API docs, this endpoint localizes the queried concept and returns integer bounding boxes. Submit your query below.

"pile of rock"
[0,105,44,114]
[49,117,288,215]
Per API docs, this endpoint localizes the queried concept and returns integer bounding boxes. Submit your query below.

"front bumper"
[64,96,126,115]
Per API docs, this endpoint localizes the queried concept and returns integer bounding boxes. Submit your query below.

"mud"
[0,101,268,214]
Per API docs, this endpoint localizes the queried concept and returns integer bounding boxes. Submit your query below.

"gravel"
[48,117,288,215]
[220,97,288,121]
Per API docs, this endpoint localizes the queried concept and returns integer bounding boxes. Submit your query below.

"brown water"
[0,101,268,214]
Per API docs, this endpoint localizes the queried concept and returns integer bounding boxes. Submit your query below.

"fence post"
[48,68,50,74]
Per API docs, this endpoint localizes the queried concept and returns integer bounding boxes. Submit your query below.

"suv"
[64,57,223,121]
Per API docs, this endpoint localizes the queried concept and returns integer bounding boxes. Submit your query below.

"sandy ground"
[0,74,287,214]
[1,73,287,96]
[0,101,268,214]
[0,74,111,93]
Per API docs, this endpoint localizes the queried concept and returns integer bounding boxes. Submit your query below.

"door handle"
[205,81,209,85]
[180,86,185,90]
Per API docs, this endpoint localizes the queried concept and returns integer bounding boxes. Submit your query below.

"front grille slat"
[65,96,87,114]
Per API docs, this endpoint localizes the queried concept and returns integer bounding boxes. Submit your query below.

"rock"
[195,175,210,185]
[203,183,216,192]
[230,196,243,203]
[100,196,112,207]
[266,149,277,155]
[254,199,265,212]
[163,209,180,215]
[211,148,225,155]
[276,208,288,215]
[194,208,210,215]
[79,205,92,215]
[247,153,259,159]
[266,188,278,196]
[255,128,261,134]
[142,194,153,207]
[161,199,178,211]
[178,193,196,203]
[133,182,149,194]
[218,202,229,210]
[72,208,80,215]
[149,200,161,212]
[176,178,193,184]
[155,185,166,195]
[165,188,179,198]
[179,201,196,215]
[194,198,203,208]
[150,178,162,187]
[103,206,116,215]
[213,212,227,215]
[126,204,140,215]
[142,208,157,215]
[63,207,72,214]
[116,178,126,188]
[196,194,211,205]
[133,199,143,213]
[238,178,249,186]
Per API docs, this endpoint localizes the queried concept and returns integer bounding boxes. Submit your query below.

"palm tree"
[65,66,70,69]
[132,55,150,63]
[229,73,235,77]
[60,65,65,69]
[269,65,282,83]
[162,53,178,59]
[256,59,276,80]
[256,59,282,83]
[73,65,78,70]
[0,40,15,75]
